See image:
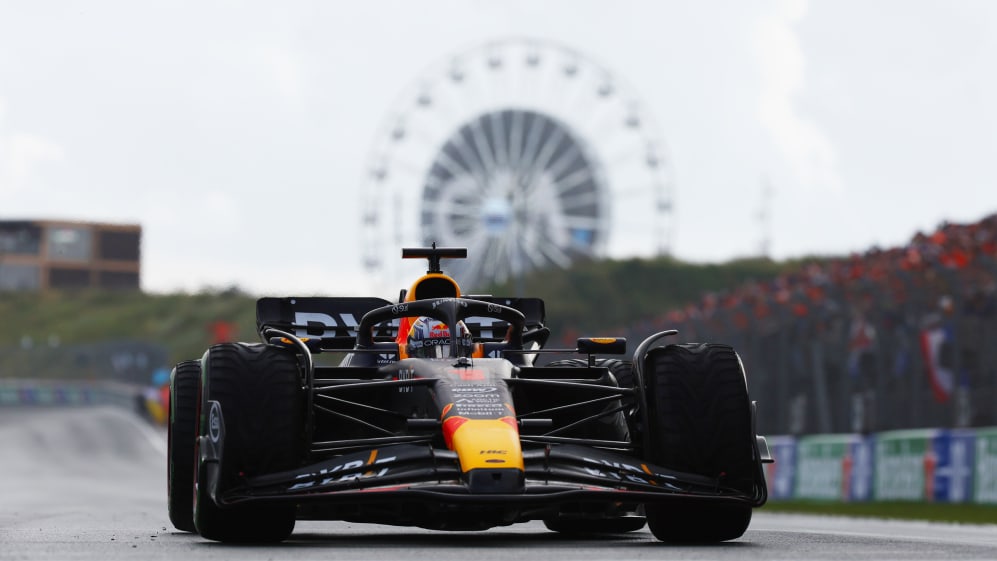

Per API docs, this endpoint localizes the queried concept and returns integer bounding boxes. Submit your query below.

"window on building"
[49,267,91,288]
[47,226,92,262]
[0,222,42,255]
[0,264,41,290]
[97,230,140,261]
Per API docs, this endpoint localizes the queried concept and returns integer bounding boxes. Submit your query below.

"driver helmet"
[406,317,473,358]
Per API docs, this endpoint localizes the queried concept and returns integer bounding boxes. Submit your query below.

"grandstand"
[643,213,997,435]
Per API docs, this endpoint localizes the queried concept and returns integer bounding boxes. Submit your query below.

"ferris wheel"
[361,38,675,293]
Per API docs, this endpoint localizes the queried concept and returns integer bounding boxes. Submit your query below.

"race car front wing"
[199,400,767,515]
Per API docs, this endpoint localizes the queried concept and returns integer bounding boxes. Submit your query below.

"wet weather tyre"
[167,360,200,532]
[545,358,637,411]
[542,358,644,532]
[193,343,305,543]
[545,358,635,391]
[642,343,754,543]
[543,358,634,442]
[544,517,646,535]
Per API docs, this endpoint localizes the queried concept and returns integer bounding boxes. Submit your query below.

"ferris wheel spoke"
[601,145,646,171]
[517,234,547,270]
[447,213,480,236]
[520,125,566,198]
[613,182,657,199]
[480,236,508,283]
[545,144,583,181]
[426,156,465,188]
[558,190,600,211]
[389,155,433,179]
[405,115,448,149]
[498,232,514,269]
[546,51,590,118]
[428,150,479,193]
[551,167,595,195]
[489,110,509,169]
[435,72,474,123]
[448,214,478,235]
[462,232,491,275]
[463,128,493,178]
[537,237,573,268]
[561,215,604,231]
[462,128,498,198]
[445,199,482,218]
[512,46,540,114]
[481,241,501,281]
[579,103,620,141]
[446,202,481,233]
[528,122,566,175]
[517,112,548,180]
[468,116,499,179]
[449,129,491,190]
[508,109,526,171]
[497,233,520,278]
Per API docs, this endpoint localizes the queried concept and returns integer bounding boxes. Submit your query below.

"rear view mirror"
[576,337,627,355]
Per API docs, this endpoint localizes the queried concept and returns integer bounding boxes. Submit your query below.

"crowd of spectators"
[648,213,997,337]
[627,212,997,432]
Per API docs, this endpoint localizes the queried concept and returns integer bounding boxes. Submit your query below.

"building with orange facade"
[0,220,141,290]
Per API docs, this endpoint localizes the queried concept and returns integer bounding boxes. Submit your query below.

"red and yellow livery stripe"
[442,415,524,472]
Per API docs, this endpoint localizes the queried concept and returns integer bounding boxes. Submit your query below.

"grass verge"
[761,500,997,525]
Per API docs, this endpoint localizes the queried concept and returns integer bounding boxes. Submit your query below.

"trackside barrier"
[0,379,143,411]
[978,428,997,504]
[766,427,996,505]
[765,436,798,500]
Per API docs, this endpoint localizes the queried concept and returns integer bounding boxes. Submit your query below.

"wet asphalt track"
[3,406,997,561]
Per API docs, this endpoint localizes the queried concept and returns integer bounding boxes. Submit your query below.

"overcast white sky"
[2,0,995,297]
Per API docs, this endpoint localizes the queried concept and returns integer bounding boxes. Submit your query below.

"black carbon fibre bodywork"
[203,424,763,531]
[183,247,771,538]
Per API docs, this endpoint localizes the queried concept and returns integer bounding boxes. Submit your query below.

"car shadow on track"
[192,529,758,550]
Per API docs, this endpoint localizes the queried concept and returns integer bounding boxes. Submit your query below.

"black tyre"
[545,358,634,391]
[542,359,644,532]
[544,516,646,535]
[167,360,201,532]
[642,343,755,543]
[543,358,633,441]
[193,343,305,543]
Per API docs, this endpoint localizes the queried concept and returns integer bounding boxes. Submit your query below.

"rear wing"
[256,295,546,349]
[256,297,394,348]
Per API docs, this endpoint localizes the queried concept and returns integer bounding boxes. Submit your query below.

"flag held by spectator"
[919,325,954,403]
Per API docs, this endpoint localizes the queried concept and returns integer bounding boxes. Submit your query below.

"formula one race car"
[167,246,772,543]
